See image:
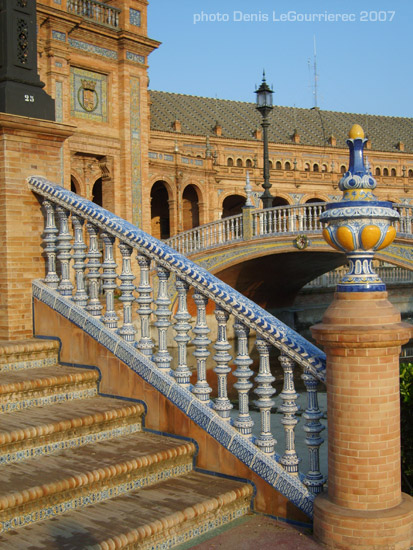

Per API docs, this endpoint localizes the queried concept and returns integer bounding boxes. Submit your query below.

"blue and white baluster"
[42,200,59,289]
[212,306,233,420]
[85,223,103,317]
[136,254,154,357]
[302,367,326,493]
[153,265,172,371]
[55,206,73,296]
[117,243,136,344]
[100,232,118,329]
[71,214,88,307]
[191,293,212,402]
[173,277,192,388]
[254,337,276,455]
[233,321,254,438]
[279,353,300,474]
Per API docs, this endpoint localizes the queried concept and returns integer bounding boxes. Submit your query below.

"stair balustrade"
[29,176,330,515]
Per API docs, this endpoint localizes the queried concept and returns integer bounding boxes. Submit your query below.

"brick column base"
[314,492,413,550]
[311,291,413,550]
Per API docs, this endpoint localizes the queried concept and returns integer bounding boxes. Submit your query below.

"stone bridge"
[167,203,413,308]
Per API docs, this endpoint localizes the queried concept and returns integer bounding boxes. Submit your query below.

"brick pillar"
[311,291,413,550]
[0,113,74,340]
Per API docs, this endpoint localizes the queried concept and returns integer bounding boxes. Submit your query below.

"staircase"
[0,339,253,549]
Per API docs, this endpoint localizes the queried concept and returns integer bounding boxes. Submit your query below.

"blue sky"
[147,1,411,118]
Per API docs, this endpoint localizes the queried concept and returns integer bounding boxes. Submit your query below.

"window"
[285,161,291,170]
[227,158,234,167]
[322,164,327,172]
[391,168,396,177]
[275,160,282,170]
[383,168,389,176]
[236,158,243,167]
[340,165,346,174]
[375,167,381,176]
[304,163,310,172]
[269,160,273,169]
[409,169,413,178]
[313,163,319,172]
[246,158,253,168]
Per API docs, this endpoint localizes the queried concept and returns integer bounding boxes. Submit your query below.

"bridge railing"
[166,201,412,257]
[167,214,243,255]
[252,204,325,236]
[28,176,328,511]
[394,204,413,236]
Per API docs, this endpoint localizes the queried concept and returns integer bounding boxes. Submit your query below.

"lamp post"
[255,72,274,208]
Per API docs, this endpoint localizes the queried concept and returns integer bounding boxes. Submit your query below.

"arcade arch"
[151,181,170,239]
[182,184,200,231]
[222,194,245,218]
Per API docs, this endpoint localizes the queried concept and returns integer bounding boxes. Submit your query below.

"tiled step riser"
[0,407,145,465]
[0,355,59,373]
[0,420,143,466]
[0,382,98,414]
[98,490,253,550]
[0,455,195,534]
[0,340,60,373]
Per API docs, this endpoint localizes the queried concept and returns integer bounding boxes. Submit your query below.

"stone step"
[0,339,59,373]
[0,396,145,465]
[0,472,253,549]
[0,431,196,533]
[0,365,99,413]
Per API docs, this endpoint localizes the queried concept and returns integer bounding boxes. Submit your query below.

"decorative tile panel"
[130,77,142,225]
[129,8,141,26]
[68,38,117,60]
[52,30,66,42]
[126,51,145,64]
[70,67,108,122]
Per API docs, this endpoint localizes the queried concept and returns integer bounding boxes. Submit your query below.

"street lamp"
[255,72,274,208]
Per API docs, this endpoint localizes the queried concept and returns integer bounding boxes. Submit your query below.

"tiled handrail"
[29,176,328,505]
[67,0,120,29]
[167,202,413,256]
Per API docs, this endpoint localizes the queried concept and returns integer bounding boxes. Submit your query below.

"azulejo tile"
[228,436,257,468]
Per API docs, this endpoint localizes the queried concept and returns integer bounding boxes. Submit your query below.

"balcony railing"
[67,0,120,29]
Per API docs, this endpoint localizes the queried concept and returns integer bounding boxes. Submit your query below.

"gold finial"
[349,124,365,139]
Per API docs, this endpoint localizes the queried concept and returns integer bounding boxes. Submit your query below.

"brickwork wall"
[0,115,73,340]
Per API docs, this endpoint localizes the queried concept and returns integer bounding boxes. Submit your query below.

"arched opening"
[322,164,328,172]
[409,170,413,178]
[272,197,289,207]
[182,185,199,231]
[71,176,80,194]
[92,178,102,206]
[222,194,245,218]
[304,163,310,172]
[246,158,253,168]
[227,157,234,167]
[151,181,170,239]
[383,168,389,177]
[313,163,319,172]
[375,167,381,176]
[275,160,282,170]
[269,160,273,169]
[236,158,243,167]
[391,168,396,177]
[285,161,291,170]
[340,165,346,174]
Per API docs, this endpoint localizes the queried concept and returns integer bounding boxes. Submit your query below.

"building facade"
[36,1,413,240]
